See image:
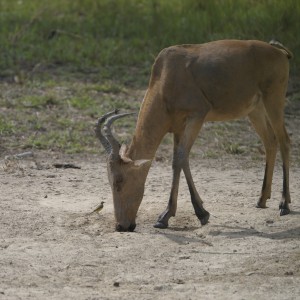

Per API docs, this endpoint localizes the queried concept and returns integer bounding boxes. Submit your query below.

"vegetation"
[0,0,299,155]
[1,0,299,79]
[0,80,140,154]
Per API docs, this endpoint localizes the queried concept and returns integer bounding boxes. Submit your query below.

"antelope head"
[95,110,151,232]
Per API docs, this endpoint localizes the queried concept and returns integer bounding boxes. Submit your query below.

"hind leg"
[275,124,291,215]
[248,105,277,208]
[264,95,291,215]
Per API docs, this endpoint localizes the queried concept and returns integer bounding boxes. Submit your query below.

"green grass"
[0,77,141,154]
[0,119,15,135]
[0,0,300,156]
[0,0,299,82]
[222,142,246,155]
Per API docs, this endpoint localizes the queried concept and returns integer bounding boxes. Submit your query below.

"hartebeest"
[95,39,292,232]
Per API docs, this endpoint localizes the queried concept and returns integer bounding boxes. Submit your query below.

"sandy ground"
[0,149,299,300]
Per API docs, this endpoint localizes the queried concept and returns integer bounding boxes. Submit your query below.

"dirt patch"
[0,150,299,299]
[1,77,300,299]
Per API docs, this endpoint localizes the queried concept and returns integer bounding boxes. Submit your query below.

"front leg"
[154,134,183,229]
[154,114,209,229]
[183,161,210,225]
[154,161,181,229]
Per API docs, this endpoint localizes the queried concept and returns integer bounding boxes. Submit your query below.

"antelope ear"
[119,144,133,163]
[119,144,151,168]
[134,159,152,168]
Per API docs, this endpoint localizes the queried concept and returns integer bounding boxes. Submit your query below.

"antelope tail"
[269,40,293,59]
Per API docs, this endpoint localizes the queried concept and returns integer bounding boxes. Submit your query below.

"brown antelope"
[95,39,292,232]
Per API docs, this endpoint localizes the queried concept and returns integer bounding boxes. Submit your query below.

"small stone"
[46,174,56,178]
[175,279,184,284]
[113,282,120,287]
[179,256,190,260]
[284,271,293,276]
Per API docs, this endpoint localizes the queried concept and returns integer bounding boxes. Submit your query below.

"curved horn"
[95,109,119,154]
[103,112,136,156]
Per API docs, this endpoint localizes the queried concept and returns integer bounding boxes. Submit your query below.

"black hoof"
[153,221,168,229]
[279,203,290,216]
[280,208,290,216]
[200,212,210,225]
[280,207,290,216]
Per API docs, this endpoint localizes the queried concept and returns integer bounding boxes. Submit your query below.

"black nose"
[128,223,136,232]
[116,224,126,232]
[115,223,136,232]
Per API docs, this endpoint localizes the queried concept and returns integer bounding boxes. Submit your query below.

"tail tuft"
[269,40,293,59]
